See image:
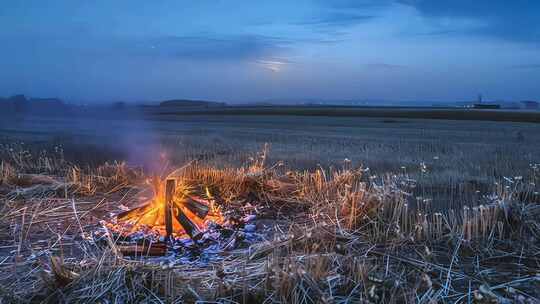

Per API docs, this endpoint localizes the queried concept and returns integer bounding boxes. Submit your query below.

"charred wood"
[184,195,210,219]
[174,206,202,240]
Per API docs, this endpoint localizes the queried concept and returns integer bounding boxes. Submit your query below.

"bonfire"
[113,176,223,240]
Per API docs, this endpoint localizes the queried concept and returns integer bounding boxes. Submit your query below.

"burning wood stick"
[173,206,202,240]
[164,179,175,240]
[184,196,210,219]
[116,202,152,220]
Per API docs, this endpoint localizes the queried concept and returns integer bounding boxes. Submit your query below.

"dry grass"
[0,146,538,303]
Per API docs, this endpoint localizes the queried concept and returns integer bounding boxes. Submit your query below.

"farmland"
[0,109,539,303]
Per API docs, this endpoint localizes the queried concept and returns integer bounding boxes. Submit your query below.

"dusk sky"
[1,1,539,103]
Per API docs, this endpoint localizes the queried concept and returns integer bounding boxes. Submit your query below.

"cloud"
[306,0,394,28]
[398,0,540,43]
[139,34,289,61]
[299,12,375,27]
[1,32,290,63]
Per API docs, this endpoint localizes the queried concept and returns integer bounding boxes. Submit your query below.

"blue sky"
[0,0,539,103]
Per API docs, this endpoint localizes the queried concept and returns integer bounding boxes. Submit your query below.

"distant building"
[472,93,500,109]
[521,101,539,110]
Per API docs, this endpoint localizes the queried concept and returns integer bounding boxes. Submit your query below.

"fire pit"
[115,177,223,240]
[100,175,264,259]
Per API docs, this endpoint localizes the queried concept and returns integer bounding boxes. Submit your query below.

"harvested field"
[0,144,538,303]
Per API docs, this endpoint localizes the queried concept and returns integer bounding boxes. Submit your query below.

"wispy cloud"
[139,34,289,61]
[298,12,375,27]
[302,0,392,31]
[1,32,291,63]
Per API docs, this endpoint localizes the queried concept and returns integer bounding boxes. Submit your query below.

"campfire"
[113,176,224,241]
[99,170,265,258]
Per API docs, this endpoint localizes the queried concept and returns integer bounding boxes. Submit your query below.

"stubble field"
[0,111,538,303]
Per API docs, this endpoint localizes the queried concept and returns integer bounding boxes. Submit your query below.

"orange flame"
[116,177,223,237]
